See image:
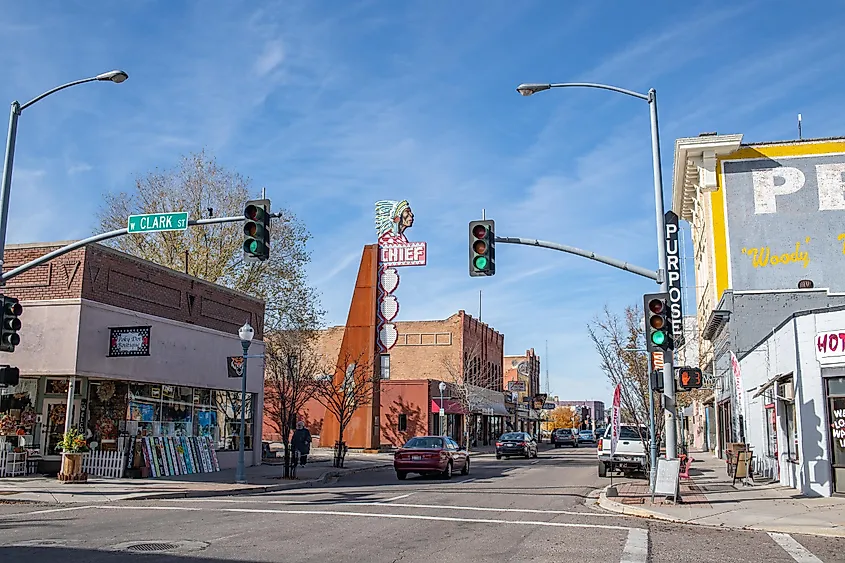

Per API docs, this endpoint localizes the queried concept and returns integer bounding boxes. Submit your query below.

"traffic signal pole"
[647,89,678,462]
[0,213,282,284]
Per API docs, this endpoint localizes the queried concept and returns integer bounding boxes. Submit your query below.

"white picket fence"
[82,450,126,478]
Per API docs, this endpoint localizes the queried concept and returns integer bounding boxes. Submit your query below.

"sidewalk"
[597,451,845,537]
[0,451,393,505]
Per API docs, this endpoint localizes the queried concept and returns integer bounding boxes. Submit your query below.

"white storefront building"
[738,305,845,497]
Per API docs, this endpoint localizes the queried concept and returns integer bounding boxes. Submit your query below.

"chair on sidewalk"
[679,456,695,479]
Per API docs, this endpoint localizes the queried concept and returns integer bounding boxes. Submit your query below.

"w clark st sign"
[128,212,189,234]
[665,211,684,347]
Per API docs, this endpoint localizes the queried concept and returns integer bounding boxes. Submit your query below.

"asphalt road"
[0,445,843,562]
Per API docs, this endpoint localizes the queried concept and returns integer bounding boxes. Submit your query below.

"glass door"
[826,376,845,494]
[42,399,79,456]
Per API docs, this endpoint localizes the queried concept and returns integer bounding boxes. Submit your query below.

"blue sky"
[2,1,844,406]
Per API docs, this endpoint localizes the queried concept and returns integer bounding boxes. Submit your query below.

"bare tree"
[440,339,501,452]
[263,330,325,477]
[588,305,664,466]
[312,352,374,467]
[97,150,323,332]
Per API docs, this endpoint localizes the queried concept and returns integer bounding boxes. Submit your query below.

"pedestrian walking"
[291,421,312,466]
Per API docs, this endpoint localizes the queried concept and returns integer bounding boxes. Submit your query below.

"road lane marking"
[0,505,95,519]
[88,504,634,530]
[620,528,648,563]
[768,532,823,562]
[382,493,414,502]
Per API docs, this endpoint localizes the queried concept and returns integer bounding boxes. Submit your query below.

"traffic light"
[650,369,664,393]
[243,199,271,262]
[0,296,22,353]
[678,366,703,390]
[0,366,19,386]
[643,292,673,354]
[469,220,495,277]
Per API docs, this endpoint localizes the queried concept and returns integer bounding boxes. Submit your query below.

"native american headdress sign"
[374,200,427,352]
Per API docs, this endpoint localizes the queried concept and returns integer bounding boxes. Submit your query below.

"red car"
[393,436,470,480]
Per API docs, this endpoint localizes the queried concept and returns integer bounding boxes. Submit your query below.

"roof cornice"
[671,134,743,221]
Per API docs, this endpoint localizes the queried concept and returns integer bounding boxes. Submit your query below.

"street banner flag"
[610,384,622,455]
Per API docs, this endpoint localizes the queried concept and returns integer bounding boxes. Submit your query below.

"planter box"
[58,452,88,483]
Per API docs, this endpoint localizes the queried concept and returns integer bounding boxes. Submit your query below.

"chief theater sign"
[374,199,427,352]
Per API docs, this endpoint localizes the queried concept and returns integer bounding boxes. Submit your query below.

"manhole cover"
[126,542,180,552]
[111,540,209,553]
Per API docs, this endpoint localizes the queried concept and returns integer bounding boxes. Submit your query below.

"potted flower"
[57,428,89,483]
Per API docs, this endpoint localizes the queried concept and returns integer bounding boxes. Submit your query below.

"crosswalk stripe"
[768,532,823,563]
[620,528,648,563]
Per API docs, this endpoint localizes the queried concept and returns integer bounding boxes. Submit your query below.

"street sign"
[543,402,556,410]
[128,212,189,234]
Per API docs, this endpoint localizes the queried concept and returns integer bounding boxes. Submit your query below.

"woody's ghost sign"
[374,200,427,352]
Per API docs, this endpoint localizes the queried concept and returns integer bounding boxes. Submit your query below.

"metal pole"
[63,375,76,435]
[648,89,676,461]
[0,103,20,275]
[440,388,445,436]
[648,365,658,492]
[236,340,250,484]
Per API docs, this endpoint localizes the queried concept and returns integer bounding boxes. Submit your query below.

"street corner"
[596,482,685,523]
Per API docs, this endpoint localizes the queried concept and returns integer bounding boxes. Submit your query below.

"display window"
[0,378,38,446]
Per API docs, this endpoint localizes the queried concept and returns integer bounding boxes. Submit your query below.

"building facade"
[0,242,266,473]
[504,349,542,436]
[278,310,508,449]
[672,135,845,461]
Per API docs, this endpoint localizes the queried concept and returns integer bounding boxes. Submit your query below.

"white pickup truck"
[597,424,648,477]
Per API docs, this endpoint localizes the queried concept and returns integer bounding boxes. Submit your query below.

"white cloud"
[67,162,92,175]
[254,39,285,77]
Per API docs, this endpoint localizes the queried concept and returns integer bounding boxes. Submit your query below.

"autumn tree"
[97,150,323,332]
[549,406,580,430]
[263,330,325,477]
[588,305,664,467]
[312,352,374,468]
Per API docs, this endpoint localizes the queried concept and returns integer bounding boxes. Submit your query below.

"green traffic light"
[473,256,488,270]
[651,331,666,346]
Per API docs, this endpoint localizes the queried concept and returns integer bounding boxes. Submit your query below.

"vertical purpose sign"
[664,211,684,347]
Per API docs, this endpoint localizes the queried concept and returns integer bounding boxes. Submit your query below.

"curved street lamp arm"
[19,77,100,112]
[548,82,650,102]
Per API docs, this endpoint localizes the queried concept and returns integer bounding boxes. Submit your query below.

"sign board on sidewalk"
[128,212,189,234]
[652,458,681,503]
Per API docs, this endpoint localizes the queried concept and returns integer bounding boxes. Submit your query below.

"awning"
[751,373,787,399]
[477,401,509,416]
[431,399,466,414]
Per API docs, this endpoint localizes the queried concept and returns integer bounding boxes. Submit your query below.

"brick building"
[503,349,542,436]
[270,310,509,448]
[0,242,265,473]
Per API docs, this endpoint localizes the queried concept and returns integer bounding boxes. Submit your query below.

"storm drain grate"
[125,542,180,552]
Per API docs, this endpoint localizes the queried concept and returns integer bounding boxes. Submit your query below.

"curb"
[595,485,845,539]
[124,463,392,502]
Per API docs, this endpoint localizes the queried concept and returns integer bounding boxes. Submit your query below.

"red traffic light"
[648,299,664,314]
[472,224,487,239]
[245,204,259,220]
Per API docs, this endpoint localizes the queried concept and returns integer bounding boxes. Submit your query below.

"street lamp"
[236,322,254,484]
[515,80,677,462]
[438,381,447,437]
[0,69,129,276]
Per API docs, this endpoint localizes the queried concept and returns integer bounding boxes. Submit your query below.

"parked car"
[578,429,596,445]
[596,424,648,477]
[496,432,538,459]
[393,436,469,480]
[551,428,578,448]
[594,428,606,441]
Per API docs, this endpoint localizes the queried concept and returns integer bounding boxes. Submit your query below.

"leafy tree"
[549,406,580,430]
[96,150,322,331]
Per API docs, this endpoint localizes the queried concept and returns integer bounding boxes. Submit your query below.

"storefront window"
[46,378,81,395]
[87,381,129,450]
[784,400,799,461]
[0,378,38,444]
[216,390,254,451]
[161,386,194,436]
